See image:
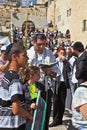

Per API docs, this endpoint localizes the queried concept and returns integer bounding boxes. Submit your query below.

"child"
[27,66,40,102]
[22,66,45,103]
[0,43,33,130]
[21,66,45,130]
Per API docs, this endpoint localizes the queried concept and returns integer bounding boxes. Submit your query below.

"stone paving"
[49,108,78,130]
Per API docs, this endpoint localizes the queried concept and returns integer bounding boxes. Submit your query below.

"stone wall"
[47,0,87,46]
[12,7,47,30]
[0,5,47,32]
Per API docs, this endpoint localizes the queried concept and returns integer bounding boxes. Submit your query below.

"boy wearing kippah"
[0,43,33,130]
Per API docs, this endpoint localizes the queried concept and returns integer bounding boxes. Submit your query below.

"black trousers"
[52,82,67,123]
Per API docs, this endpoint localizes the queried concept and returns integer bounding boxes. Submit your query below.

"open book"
[39,61,57,68]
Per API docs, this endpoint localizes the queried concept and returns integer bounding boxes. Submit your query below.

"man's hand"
[59,55,66,61]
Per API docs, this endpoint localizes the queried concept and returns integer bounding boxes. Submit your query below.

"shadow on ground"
[63,109,78,130]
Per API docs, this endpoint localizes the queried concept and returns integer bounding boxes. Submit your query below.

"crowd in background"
[0,29,87,130]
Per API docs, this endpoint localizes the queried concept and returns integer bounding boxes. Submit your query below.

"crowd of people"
[0,31,87,130]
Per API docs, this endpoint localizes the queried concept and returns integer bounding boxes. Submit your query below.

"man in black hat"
[72,41,87,85]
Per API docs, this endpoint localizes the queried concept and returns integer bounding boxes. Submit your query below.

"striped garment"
[0,70,26,130]
[0,58,6,85]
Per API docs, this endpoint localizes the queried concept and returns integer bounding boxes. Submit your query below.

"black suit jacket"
[63,60,71,88]
[76,51,87,85]
[55,60,71,94]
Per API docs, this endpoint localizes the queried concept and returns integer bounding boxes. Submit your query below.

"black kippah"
[5,43,14,55]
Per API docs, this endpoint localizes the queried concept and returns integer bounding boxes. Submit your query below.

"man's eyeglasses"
[36,43,46,46]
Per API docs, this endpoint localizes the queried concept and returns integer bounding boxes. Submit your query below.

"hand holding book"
[39,61,57,68]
